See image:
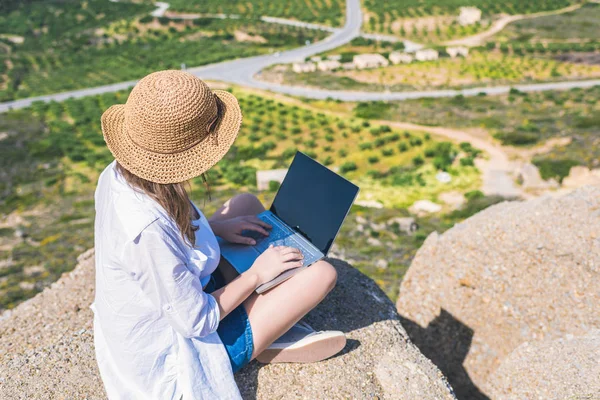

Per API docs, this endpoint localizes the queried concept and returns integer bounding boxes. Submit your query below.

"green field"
[168,0,345,26]
[362,0,582,39]
[364,0,581,18]
[0,0,326,101]
[503,2,600,42]
[303,85,600,182]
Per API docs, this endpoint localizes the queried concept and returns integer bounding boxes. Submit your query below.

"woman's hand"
[210,215,272,245]
[249,245,304,285]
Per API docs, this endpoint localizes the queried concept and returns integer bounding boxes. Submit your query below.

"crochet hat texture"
[101,70,242,184]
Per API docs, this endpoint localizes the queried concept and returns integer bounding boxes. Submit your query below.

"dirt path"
[444,3,584,47]
[378,121,524,198]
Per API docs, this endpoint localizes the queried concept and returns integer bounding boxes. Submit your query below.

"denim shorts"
[204,268,254,373]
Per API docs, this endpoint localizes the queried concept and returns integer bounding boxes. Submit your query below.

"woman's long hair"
[115,162,210,245]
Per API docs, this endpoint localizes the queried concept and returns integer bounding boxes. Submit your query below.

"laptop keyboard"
[242,212,320,267]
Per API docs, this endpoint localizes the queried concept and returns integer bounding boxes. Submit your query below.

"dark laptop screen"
[270,151,359,254]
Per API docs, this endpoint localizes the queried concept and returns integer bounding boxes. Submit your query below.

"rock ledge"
[0,249,455,399]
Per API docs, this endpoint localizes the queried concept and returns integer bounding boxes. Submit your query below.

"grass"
[502,3,600,42]
[0,1,326,101]
[263,49,600,92]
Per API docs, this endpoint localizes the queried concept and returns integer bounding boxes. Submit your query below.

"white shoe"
[256,321,346,364]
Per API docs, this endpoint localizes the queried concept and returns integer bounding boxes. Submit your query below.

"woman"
[91,70,346,399]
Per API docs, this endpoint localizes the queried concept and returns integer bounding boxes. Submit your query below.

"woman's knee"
[217,192,264,218]
[228,192,264,215]
[307,260,337,294]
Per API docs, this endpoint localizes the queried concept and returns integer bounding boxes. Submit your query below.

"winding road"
[1,0,599,113]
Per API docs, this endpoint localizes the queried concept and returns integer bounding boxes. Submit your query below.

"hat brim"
[101,90,242,184]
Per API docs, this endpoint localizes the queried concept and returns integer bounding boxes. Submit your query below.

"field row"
[0,13,325,101]
[266,49,600,93]
[168,0,345,26]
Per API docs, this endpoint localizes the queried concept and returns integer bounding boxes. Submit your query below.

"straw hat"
[101,70,242,184]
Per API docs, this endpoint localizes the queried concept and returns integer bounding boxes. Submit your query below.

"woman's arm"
[210,245,304,319]
[210,270,259,320]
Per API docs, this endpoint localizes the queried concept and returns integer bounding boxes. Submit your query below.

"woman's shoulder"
[96,162,179,242]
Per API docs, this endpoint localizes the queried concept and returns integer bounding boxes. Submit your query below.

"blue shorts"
[204,268,254,373]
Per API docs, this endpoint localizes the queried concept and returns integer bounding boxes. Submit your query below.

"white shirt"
[91,161,242,400]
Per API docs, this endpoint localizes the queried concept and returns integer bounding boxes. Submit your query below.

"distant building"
[327,54,342,61]
[446,46,470,58]
[389,52,414,64]
[256,169,288,191]
[341,62,356,70]
[317,60,341,71]
[415,49,439,62]
[353,53,389,69]
[292,62,317,73]
[310,56,322,62]
[458,7,482,26]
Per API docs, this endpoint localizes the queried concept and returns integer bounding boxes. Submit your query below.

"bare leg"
[244,260,337,359]
[209,193,338,360]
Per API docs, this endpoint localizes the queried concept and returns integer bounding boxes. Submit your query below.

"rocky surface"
[562,165,600,189]
[0,250,455,399]
[396,185,600,399]
[516,163,558,191]
[487,330,600,400]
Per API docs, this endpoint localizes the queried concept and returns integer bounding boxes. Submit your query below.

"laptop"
[217,151,360,293]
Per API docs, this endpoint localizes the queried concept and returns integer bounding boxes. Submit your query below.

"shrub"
[268,180,280,192]
[533,157,580,183]
[282,147,297,159]
[382,149,394,157]
[370,127,382,136]
[368,156,380,164]
[447,195,506,220]
[465,190,484,201]
[385,133,400,142]
[338,149,348,157]
[305,139,317,148]
[325,134,334,142]
[494,131,539,146]
[410,137,423,147]
[459,142,473,152]
[412,155,424,167]
[340,162,357,173]
[433,156,451,171]
[360,142,373,150]
[354,101,393,119]
[460,156,475,166]
[398,142,408,152]
[367,170,385,179]
[323,156,333,166]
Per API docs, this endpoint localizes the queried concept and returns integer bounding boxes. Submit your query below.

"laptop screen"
[270,151,359,254]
